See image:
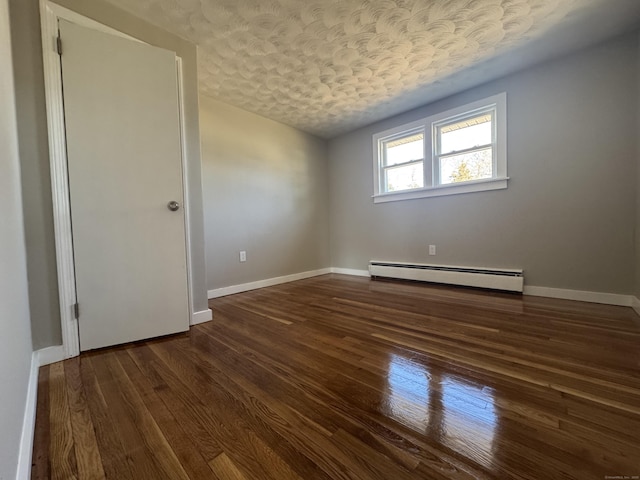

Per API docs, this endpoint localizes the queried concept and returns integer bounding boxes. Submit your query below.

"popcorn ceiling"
[105,0,603,137]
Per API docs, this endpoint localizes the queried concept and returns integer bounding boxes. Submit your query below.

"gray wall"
[9,0,209,349]
[329,34,638,295]
[636,34,640,299]
[9,0,60,348]
[0,0,35,475]
[201,96,330,290]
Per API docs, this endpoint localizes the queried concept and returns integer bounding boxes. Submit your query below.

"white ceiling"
[104,0,640,138]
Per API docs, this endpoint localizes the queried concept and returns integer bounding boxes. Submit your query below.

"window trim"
[433,105,496,187]
[379,125,426,193]
[372,93,508,203]
[373,118,427,196]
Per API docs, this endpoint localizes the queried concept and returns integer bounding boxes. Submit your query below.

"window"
[373,93,507,203]
[435,109,494,185]
[380,129,424,192]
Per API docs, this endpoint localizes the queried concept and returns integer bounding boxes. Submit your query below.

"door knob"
[167,201,180,211]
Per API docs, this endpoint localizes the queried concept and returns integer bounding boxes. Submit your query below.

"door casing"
[39,0,195,359]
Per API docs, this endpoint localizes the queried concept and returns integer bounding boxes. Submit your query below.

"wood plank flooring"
[32,274,640,479]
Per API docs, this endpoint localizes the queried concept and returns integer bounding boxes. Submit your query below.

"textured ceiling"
[104,0,640,137]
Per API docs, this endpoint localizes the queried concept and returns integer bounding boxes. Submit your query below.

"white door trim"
[175,56,195,324]
[39,0,195,358]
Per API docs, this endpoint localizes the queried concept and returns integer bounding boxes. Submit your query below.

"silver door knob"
[167,201,180,211]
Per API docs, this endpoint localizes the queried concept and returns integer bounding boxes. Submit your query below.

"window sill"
[373,177,509,204]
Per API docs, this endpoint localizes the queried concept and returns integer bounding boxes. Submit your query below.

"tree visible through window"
[372,93,507,203]
[436,110,495,185]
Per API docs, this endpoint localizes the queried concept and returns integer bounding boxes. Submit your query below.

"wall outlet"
[239,250,247,262]
[428,245,436,256]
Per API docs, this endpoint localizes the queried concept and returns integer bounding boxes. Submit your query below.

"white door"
[59,19,190,351]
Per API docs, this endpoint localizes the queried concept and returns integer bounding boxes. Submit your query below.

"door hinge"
[56,35,62,55]
[73,302,79,319]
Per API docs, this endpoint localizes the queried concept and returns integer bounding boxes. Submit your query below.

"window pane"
[439,147,492,185]
[383,132,423,166]
[439,113,492,155]
[386,163,424,192]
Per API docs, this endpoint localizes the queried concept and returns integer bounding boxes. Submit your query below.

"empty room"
[2,0,640,479]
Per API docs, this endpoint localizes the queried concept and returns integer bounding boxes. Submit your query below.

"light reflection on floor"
[385,353,498,468]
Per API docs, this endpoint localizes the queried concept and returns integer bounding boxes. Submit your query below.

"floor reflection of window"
[386,354,431,432]
[440,375,497,468]
[386,354,498,469]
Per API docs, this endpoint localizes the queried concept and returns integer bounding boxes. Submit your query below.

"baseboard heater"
[369,261,524,293]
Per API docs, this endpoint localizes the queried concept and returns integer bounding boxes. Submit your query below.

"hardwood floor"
[32,274,640,479]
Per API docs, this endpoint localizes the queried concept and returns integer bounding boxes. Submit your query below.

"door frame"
[40,0,195,359]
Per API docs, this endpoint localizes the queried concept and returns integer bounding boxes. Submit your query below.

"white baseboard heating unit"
[369,261,524,293]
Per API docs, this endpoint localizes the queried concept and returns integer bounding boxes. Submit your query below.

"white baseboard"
[361,270,633,309]
[632,297,640,318]
[208,268,331,299]
[523,285,632,307]
[191,308,213,325]
[17,352,39,480]
[17,347,66,479]
[37,345,65,366]
[206,266,638,313]
[330,267,371,277]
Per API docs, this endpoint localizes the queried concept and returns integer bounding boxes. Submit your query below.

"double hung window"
[373,93,507,203]
[380,129,424,192]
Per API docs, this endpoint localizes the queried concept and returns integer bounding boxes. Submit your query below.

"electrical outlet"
[239,250,247,262]
[429,245,436,256]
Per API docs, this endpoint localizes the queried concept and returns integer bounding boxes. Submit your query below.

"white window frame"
[372,93,508,203]
[377,122,427,193]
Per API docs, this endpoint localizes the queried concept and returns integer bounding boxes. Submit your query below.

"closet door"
[60,19,189,351]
